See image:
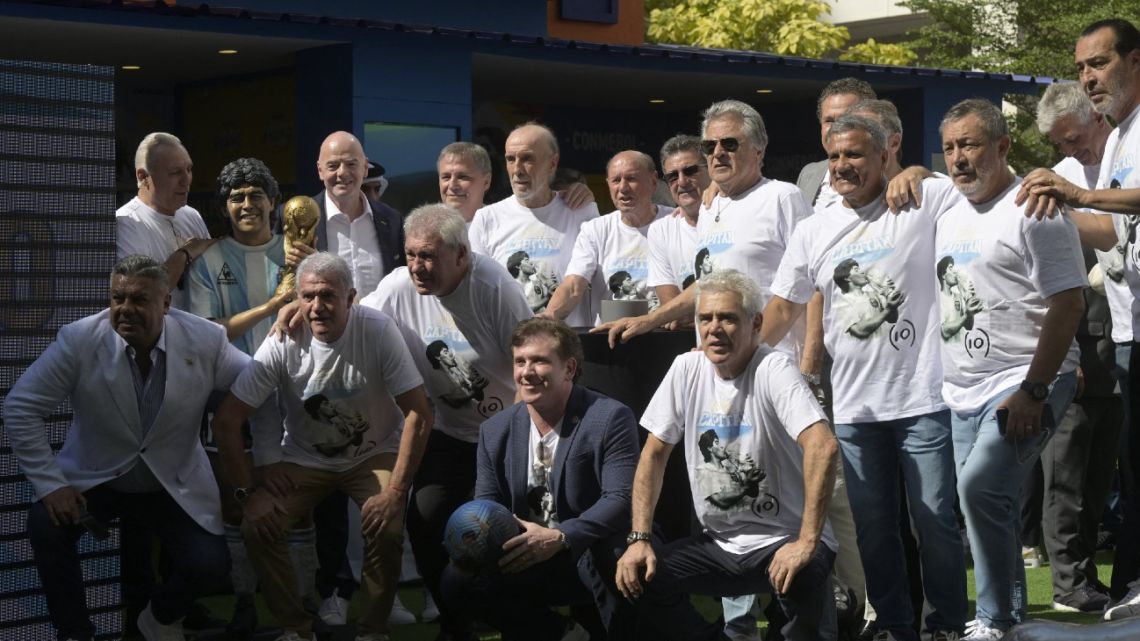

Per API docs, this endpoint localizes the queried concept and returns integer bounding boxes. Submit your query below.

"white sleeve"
[564,218,602,280]
[647,221,676,288]
[780,188,813,246]
[1023,214,1087,298]
[116,215,152,260]
[916,178,963,224]
[639,355,690,445]
[230,337,286,410]
[468,209,489,256]
[770,224,816,305]
[376,317,425,397]
[762,353,828,441]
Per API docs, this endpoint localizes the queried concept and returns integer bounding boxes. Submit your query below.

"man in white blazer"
[3,254,249,641]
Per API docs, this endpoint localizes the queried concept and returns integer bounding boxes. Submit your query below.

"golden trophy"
[275,195,320,297]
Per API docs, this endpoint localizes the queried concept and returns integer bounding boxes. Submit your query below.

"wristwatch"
[626,531,651,546]
[1019,380,1049,402]
[234,487,254,506]
[801,372,821,386]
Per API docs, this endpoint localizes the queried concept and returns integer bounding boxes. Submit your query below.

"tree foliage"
[901,0,1140,172]
[645,0,917,64]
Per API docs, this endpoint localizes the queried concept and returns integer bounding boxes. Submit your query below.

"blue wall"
[229,0,547,37]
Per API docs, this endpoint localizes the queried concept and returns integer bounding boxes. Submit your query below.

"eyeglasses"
[664,164,703,184]
[700,137,741,155]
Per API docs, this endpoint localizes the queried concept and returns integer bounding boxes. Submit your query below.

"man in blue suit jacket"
[441,318,639,641]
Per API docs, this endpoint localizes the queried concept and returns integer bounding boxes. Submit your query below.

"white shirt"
[324,192,383,298]
[771,179,960,424]
[470,194,599,326]
[1094,105,1140,343]
[526,419,563,527]
[647,212,700,290]
[115,196,209,311]
[565,206,669,324]
[361,253,533,442]
[935,178,1086,412]
[642,347,833,555]
[697,178,812,356]
[231,305,422,472]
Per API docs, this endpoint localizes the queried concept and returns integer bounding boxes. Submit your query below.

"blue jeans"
[952,372,1077,629]
[835,410,965,639]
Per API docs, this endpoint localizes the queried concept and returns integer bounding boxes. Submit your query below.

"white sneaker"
[962,620,1004,641]
[388,594,417,625]
[1105,579,1140,621]
[421,588,440,622]
[1021,546,1042,568]
[318,588,350,626]
[137,603,185,641]
[274,633,315,641]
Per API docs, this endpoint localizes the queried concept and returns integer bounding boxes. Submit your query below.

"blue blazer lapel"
[550,386,587,502]
[100,328,141,433]
[509,406,531,516]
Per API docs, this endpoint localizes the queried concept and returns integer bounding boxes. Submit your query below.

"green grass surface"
[198,554,1116,640]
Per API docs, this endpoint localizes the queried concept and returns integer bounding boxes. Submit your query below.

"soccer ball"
[444,499,521,573]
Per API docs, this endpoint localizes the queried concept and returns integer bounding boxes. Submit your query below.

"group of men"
[8,14,1140,641]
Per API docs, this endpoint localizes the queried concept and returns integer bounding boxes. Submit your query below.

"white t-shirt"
[526,420,563,527]
[469,194,599,326]
[1054,156,1122,325]
[565,207,668,324]
[1094,105,1140,343]
[324,192,383,299]
[642,347,834,555]
[697,178,812,356]
[361,253,532,442]
[115,196,209,311]
[648,213,699,290]
[230,305,422,472]
[771,179,960,424]
[935,178,1086,412]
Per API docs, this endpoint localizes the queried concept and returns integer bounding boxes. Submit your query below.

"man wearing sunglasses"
[648,135,711,312]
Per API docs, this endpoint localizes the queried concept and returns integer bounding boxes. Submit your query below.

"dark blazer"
[310,189,406,276]
[796,159,828,207]
[475,384,639,561]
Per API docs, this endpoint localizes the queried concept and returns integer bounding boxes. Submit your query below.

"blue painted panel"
[561,0,619,24]
[225,0,546,37]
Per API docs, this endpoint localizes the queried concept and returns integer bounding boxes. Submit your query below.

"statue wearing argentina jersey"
[765,115,968,641]
[189,158,292,355]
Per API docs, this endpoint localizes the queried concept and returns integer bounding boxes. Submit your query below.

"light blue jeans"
[952,372,1077,629]
[835,410,966,640]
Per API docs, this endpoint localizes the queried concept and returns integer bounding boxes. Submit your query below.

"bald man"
[469,123,599,325]
[545,150,668,325]
[285,131,405,299]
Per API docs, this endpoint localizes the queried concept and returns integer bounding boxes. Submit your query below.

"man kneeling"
[616,269,839,641]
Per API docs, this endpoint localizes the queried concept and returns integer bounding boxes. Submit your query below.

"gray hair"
[607,150,657,175]
[659,134,704,167]
[940,99,1008,142]
[1036,83,1096,134]
[817,77,877,121]
[134,132,185,187]
[510,122,560,156]
[848,99,902,139]
[826,114,888,153]
[701,100,768,150]
[695,268,762,320]
[438,142,492,175]
[404,203,470,250]
[296,252,354,293]
[111,254,168,289]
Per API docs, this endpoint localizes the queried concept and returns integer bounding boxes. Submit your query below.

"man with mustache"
[648,135,711,312]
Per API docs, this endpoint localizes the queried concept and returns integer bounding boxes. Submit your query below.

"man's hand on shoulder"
[1015,168,1071,220]
[42,486,85,527]
[498,517,565,574]
[270,300,304,342]
[886,165,933,213]
[560,183,595,210]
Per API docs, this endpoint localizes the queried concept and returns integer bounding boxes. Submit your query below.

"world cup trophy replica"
[275,195,320,297]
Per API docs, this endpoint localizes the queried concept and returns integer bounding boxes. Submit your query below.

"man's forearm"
[796,423,837,545]
[800,293,824,374]
[759,296,805,348]
[1077,187,1140,215]
[546,275,588,321]
[630,436,673,532]
[1069,210,1119,251]
[644,281,697,328]
[1026,288,1085,385]
[389,396,433,493]
[654,284,682,309]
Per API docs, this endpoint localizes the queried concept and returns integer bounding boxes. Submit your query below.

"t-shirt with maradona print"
[641,346,833,555]
[1095,104,1140,342]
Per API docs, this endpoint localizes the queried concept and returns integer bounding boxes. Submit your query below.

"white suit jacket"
[2,308,249,534]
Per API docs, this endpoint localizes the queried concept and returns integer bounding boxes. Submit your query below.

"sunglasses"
[664,164,703,184]
[700,137,741,155]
